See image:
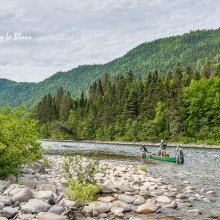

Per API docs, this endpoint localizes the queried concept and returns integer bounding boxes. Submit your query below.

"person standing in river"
[175,145,184,164]
[140,145,148,158]
[159,140,167,156]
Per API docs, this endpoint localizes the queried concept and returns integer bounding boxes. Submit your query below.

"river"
[42,140,220,214]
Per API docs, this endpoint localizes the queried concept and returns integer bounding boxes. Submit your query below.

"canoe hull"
[145,154,176,163]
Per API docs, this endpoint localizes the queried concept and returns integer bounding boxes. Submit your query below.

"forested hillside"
[33,62,220,144]
[1,28,220,107]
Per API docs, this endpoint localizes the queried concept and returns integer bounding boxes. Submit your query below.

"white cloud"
[0,0,219,82]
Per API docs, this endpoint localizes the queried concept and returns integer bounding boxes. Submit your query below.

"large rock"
[22,199,51,213]
[156,196,172,204]
[34,191,55,202]
[118,194,136,204]
[12,188,34,203]
[0,195,12,206]
[133,196,145,205]
[2,207,18,218]
[58,198,75,208]
[165,200,177,209]
[111,200,131,211]
[18,175,39,189]
[39,184,57,194]
[37,212,67,220]
[98,196,115,203]
[83,202,111,214]
[111,206,125,214]
[17,214,36,220]
[102,180,116,193]
[49,205,65,215]
[136,202,158,214]
[31,162,45,173]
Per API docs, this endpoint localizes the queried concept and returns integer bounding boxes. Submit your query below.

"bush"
[0,107,43,178]
[63,154,101,184]
[63,154,102,205]
[68,180,101,205]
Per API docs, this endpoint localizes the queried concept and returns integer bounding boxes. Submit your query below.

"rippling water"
[42,140,220,212]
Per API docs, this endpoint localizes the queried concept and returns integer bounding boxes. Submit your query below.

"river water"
[42,140,220,214]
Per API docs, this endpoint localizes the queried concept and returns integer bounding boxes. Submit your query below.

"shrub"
[63,153,102,205]
[68,180,101,205]
[0,107,43,178]
[63,153,101,184]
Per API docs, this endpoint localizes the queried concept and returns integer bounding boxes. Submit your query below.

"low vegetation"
[139,166,148,173]
[63,154,102,205]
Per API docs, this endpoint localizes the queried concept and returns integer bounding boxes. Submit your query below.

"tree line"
[32,61,220,144]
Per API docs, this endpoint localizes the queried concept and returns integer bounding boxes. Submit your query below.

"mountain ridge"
[0,28,220,106]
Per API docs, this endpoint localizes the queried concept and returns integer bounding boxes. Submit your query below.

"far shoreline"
[41,139,220,149]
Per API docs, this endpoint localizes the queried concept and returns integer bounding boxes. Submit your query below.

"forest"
[32,61,220,144]
[0,28,220,107]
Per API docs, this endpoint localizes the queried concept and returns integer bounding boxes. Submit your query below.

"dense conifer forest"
[32,62,220,144]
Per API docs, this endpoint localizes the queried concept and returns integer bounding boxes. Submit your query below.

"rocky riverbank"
[0,155,219,220]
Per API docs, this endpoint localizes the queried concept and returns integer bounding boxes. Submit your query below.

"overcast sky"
[0,0,219,82]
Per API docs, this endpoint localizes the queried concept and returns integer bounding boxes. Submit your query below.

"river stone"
[34,191,54,202]
[133,196,145,205]
[102,180,116,193]
[0,195,12,206]
[135,202,158,214]
[2,207,18,218]
[49,205,65,215]
[0,181,8,193]
[39,184,57,194]
[17,214,36,220]
[156,196,172,204]
[165,200,177,209]
[186,208,203,215]
[31,162,45,173]
[118,194,136,204]
[206,190,215,195]
[4,174,17,183]
[176,193,187,199]
[99,213,108,218]
[18,175,39,189]
[12,188,34,203]
[22,199,51,213]
[210,209,220,219]
[83,202,111,214]
[59,198,75,208]
[37,212,67,220]
[111,200,131,211]
[111,206,125,214]
[98,196,115,203]
[0,202,5,210]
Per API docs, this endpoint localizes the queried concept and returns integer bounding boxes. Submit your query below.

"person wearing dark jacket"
[175,145,184,164]
[140,145,148,158]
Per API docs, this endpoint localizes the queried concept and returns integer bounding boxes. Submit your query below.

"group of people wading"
[140,140,184,164]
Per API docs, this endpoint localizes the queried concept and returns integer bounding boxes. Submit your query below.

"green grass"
[139,166,148,173]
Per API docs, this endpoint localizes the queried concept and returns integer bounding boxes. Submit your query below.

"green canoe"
[145,154,176,163]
